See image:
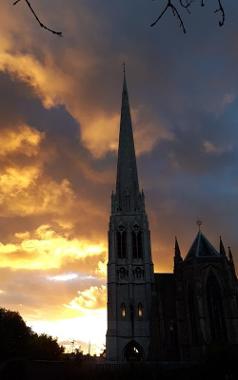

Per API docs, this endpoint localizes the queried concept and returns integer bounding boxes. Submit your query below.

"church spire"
[228,246,234,263]
[115,66,140,212]
[174,236,183,269]
[219,236,226,256]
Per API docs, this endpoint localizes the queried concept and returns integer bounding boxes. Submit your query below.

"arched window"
[132,225,143,259]
[188,284,199,344]
[206,272,226,343]
[121,303,126,319]
[138,303,143,319]
[117,226,127,258]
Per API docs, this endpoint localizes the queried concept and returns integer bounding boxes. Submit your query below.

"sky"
[0,0,238,354]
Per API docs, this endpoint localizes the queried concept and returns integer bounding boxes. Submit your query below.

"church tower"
[106,69,154,362]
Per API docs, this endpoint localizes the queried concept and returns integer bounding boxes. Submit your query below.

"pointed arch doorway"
[123,340,144,362]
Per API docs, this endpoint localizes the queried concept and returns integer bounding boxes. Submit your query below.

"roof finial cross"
[196,219,202,232]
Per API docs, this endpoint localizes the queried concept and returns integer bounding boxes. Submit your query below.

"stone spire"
[219,236,226,256]
[228,246,234,263]
[228,246,236,276]
[174,236,183,268]
[115,66,140,212]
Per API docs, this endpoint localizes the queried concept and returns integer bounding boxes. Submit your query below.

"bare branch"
[150,0,187,33]
[151,0,226,33]
[13,0,62,36]
[12,0,226,37]
[214,0,225,27]
[179,0,193,14]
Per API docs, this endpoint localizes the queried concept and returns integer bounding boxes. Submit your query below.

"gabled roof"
[185,231,220,260]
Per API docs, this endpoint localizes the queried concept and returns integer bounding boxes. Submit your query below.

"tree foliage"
[0,308,64,360]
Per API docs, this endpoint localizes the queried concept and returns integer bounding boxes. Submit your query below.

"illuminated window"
[121,303,126,318]
[138,303,143,318]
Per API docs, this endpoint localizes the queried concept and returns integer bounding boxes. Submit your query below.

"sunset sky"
[0,0,238,354]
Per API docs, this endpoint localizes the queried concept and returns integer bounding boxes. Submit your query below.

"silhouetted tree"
[0,308,64,360]
[0,308,31,359]
[29,332,64,360]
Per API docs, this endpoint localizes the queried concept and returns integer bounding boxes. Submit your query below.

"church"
[106,70,238,362]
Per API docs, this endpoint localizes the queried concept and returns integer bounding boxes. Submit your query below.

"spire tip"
[123,62,126,75]
[196,219,202,232]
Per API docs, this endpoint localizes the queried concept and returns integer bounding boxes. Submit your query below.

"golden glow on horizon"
[28,309,107,355]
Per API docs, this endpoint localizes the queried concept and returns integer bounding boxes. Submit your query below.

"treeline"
[0,308,64,361]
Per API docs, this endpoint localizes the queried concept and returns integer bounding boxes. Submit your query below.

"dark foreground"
[0,358,237,380]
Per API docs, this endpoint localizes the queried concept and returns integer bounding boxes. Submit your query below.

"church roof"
[115,67,140,209]
[185,231,220,260]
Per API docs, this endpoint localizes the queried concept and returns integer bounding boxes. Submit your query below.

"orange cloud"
[65,285,106,311]
[0,124,43,157]
[0,225,106,270]
[0,168,76,217]
[0,165,40,194]
[0,51,71,109]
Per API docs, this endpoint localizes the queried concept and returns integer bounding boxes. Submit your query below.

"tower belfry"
[106,69,154,362]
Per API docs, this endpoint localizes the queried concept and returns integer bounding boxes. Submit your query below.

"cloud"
[0,224,106,270]
[65,285,106,311]
[0,170,76,217]
[0,124,43,157]
[0,51,71,109]
[203,140,233,156]
[48,273,79,282]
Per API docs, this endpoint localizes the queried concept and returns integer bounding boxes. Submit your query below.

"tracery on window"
[206,272,226,342]
[117,267,128,280]
[133,267,144,280]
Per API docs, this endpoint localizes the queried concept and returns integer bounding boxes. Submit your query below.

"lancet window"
[121,303,126,319]
[206,272,226,342]
[188,284,199,344]
[137,303,143,319]
[117,225,127,258]
[132,224,143,259]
